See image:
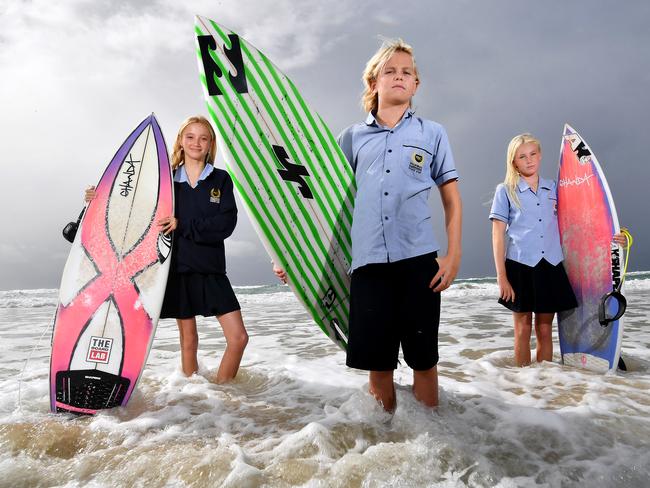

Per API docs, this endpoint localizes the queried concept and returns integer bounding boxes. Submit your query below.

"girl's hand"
[157,216,178,235]
[613,228,629,247]
[497,274,515,303]
[84,185,97,202]
[272,263,287,284]
[430,253,460,292]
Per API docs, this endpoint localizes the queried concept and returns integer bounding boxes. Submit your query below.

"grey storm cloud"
[1,0,648,290]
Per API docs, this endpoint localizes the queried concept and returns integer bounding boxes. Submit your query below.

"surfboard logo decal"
[273,145,314,199]
[86,336,113,364]
[118,153,141,197]
[197,34,248,96]
[321,287,336,310]
[565,134,593,165]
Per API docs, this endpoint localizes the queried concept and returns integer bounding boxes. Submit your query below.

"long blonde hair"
[361,38,419,114]
[171,115,217,169]
[503,133,541,208]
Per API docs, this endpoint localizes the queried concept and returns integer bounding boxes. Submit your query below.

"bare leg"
[177,318,199,376]
[513,312,533,367]
[215,310,249,383]
[369,370,396,412]
[534,312,554,363]
[413,366,439,407]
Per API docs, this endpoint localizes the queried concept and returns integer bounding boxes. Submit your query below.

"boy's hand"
[430,253,460,292]
[272,263,288,284]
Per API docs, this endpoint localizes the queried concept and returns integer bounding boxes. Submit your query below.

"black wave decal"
[198,34,248,96]
[273,145,314,199]
[573,140,591,161]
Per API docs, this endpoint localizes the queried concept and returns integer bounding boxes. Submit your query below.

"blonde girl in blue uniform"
[490,133,627,367]
[490,134,575,367]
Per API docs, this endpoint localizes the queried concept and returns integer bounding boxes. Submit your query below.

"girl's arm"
[430,180,462,292]
[492,219,515,302]
[84,186,97,202]
[613,228,629,246]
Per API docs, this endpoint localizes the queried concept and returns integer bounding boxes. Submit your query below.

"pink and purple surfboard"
[557,124,624,373]
[50,114,173,414]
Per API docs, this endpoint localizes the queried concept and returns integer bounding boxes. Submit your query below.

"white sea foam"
[1,276,649,487]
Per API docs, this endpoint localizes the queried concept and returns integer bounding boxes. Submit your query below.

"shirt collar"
[516,177,552,193]
[365,108,415,128]
[174,163,214,186]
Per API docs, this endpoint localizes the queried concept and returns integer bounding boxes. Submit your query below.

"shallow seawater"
[1,274,649,487]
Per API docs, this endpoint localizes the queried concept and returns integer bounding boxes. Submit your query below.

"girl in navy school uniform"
[87,116,248,382]
[489,133,626,367]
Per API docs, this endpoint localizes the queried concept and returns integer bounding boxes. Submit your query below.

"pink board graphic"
[50,114,173,413]
[557,124,623,372]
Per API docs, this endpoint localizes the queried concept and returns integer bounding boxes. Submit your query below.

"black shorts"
[160,272,241,319]
[499,258,577,313]
[346,252,441,371]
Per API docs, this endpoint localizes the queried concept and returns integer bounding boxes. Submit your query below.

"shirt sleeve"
[176,173,238,244]
[489,184,510,223]
[336,126,355,172]
[430,125,459,186]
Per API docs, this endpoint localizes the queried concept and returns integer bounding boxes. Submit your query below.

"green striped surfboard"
[195,16,354,350]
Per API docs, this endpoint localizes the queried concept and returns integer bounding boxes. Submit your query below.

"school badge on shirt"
[210,188,221,203]
[409,151,425,174]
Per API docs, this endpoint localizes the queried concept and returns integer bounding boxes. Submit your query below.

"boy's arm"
[430,179,462,292]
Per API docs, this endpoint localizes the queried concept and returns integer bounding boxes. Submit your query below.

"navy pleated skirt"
[499,259,577,313]
[160,272,240,319]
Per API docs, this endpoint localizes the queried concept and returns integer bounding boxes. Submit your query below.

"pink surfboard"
[557,124,624,373]
[50,114,173,414]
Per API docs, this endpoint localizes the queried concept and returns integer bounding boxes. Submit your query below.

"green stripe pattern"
[194,17,355,350]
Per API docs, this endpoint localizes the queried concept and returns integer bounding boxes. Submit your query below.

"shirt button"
[538,219,542,222]
[542,251,545,254]
[384,216,389,220]
[537,203,540,206]
[384,192,389,196]
[386,169,391,173]
[388,149,393,153]
[390,130,394,134]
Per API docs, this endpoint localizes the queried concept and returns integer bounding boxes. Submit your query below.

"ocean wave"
[1,271,647,308]
[0,289,58,308]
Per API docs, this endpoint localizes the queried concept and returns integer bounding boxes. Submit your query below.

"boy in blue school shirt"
[337,39,462,412]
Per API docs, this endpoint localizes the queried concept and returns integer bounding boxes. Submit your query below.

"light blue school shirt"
[489,178,564,267]
[338,109,459,273]
[174,163,215,186]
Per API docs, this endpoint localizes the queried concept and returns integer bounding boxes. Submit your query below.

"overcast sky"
[1,0,648,290]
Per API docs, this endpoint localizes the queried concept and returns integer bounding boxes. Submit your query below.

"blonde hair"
[503,133,542,208]
[171,115,217,169]
[361,38,419,114]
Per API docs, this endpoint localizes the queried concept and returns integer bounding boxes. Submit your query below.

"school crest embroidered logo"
[409,151,425,173]
[210,188,221,203]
